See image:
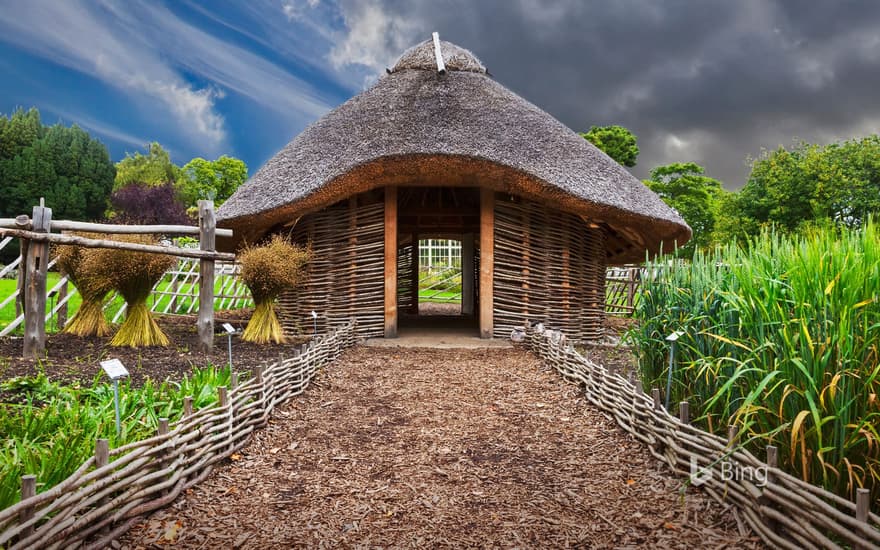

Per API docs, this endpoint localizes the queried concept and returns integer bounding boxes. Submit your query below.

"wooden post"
[410,233,420,314]
[461,233,475,316]
[183,396,193,417]
[57,278,68,329]
[384,187,398,338]
[766,445,777,484]
[15,216,30,318]
[198,201,216,352]
[856,488,870,550]
[95,438,110,534]
[20,474,36,538]
[23,205,51,358]
[626,267,637,312]
[479,189,494,338]
[651,387,662,410]
[679,401,690,424]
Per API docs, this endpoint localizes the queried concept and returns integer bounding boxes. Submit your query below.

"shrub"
[237,235,309,344]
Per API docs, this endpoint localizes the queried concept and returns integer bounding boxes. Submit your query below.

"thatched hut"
[217,37,690,342]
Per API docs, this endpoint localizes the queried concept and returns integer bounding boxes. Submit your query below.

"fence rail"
[526,323,879,550]
[0,321,356,549]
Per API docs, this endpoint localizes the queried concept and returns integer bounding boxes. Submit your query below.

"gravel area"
[119,346,763,548]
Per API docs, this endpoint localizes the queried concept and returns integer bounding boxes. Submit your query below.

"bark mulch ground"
[119,347,764,549]
[0,312,309,402]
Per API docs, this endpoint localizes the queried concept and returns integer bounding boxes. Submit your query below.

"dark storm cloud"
[343,0,880,187]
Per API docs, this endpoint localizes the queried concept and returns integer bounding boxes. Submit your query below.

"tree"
[737,136,880,234]
[644,162,725,257]
[0,108,115,221]
[581,125,640,167]
[109,182,191,225]
[176,155,247,208]
[114,142,180,189]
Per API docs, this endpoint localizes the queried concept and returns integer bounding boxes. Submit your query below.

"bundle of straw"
[238,235,310,344]
[54,235,113,337]
[90,235,177,347]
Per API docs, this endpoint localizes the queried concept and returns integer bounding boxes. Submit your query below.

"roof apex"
[391,38,487,74]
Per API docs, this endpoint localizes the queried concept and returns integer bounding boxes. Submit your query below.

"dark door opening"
[397,187,479,333]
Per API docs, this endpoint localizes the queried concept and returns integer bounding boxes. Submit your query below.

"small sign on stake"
[222,323,236,334]
[221,323,238,368]
[100,358,129,380]
[100,359,129,438]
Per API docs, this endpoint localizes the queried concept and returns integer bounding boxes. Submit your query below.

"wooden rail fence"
[526,323,879,550]
[0,321,355,549]
[0,200,234,356]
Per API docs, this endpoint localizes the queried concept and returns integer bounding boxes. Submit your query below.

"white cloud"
[0,0,339,154]
[327,2,420,72]
[0,1,228,152]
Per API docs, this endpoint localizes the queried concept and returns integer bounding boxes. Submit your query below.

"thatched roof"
[217,39,690,263]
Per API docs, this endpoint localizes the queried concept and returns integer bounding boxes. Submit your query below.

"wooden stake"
[198,201,216,353]
[23,205,51,358]
[384,187,398,338]
[183,397,193,417]
[57,278,68,329]
[20,475,36,538]
[651,388,661,410]
[856,488,870,550]
[679,401,690,424]
[479,189,494,338]
[766,445,777,484]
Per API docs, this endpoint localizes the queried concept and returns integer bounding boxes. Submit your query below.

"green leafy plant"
[630,221,880,503]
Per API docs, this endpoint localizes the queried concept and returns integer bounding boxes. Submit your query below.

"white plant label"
[100,358,129,380]
[222,323,236,334]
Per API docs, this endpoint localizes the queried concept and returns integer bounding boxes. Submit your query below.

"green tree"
[176,155,247,208]
[737,136,880,234]
[644,162,725,257]
[0,108,115,221]
[581,125,640,167]
[114,142,180,189]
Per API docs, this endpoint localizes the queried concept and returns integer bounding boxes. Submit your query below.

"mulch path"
[0,313,309,401]
[119,346,764,549]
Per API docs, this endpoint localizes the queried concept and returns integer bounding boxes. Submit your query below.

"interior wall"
[493,193,606,342]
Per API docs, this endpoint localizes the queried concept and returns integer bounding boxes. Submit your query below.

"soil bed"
[120,346,763,548]
[0,312,310,400]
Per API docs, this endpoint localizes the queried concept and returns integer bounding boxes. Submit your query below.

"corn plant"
[630,222,880,503]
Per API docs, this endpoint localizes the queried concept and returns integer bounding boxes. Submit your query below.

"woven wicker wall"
[494,195,606,342]
[277,197,385,338]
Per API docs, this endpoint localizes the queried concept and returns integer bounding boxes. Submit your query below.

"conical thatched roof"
[217,39,690,263]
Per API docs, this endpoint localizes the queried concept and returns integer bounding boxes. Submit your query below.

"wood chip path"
[119,347,764,548]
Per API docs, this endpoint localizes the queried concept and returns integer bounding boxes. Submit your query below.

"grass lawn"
[0,273,251,334]
[418,290,460,303]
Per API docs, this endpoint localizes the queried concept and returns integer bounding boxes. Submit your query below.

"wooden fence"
[605,265,640,315]
[0,201,234,356]
[0,321,356,549]
[526,323,879,550]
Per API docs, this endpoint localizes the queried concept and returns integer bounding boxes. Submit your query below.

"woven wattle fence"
[494,196,606,343]
[526,323,880,550]
[0,322,356,549]
[278,199,385,338]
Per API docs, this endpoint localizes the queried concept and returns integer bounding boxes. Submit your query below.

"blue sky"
[1,1,879,187]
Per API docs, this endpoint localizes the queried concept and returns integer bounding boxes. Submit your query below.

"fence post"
[15,215,30,318]
[856,488,870,550]
[23,204,51,358]
[20,474,36,538]
[57,278,68,329]
[679,401,690,424]
[198,200,216,353]
[626,267,637,311]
